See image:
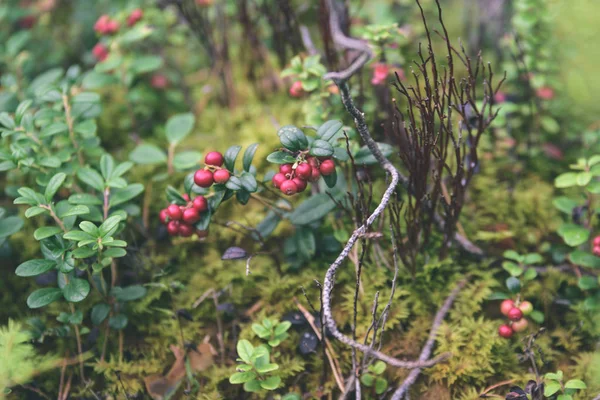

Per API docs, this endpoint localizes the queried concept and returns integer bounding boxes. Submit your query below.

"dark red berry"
[594,245,600,257]
[292,177,307,192]
[127,8,143,26]
[500,299,514,316]
[272,173,287,188]
[498,324,513,338]
[279,164,293,176]
[167,220,180,236]
[92,43,109,62]
[507,307,523,321]
[205,151,224,167]
[151,74,168,89]
[309,167,321,182]
[194,169,214,187]
[307,157,318,168]
[280,179,298,196]
[594,235,600,247]
[159,209,169,224]
[296,163,312,179]
[214,169,230,184]
[183,208,200,224]
[192,196,208,212]
[167,204,182,220]
[106,20,119,34]
[319,159,335,176]
[179,223,194,237]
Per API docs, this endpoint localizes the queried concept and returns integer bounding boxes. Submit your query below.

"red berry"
[500,299,514,316]
[192,196,208,212]
[279,164,293,176]
[196,0,213,5]
[18,15,36,29]
[507,307,523,321]
[127,8,143,26]
[194,169,214,187]
[307,157,318,168]
[92,43,109,62]
[151,74,168,89]
[309,167,321,182]
[205,151,224,167]
[167,204,183,220]
[498,324,513,338]
[272,173,287,188]
[94,15,110,34]
[182,194,191,202]
[159,209,169,224]
[106,20,119,34]
[512,318,529,332]
[280,179,298,196]
[167,220,180,236]
[319,159,335,176]
[179,223,194,237]
[518,301,533,315]
[594,246,600,257]
[296,163,312,179]
[593,235,600,247]
[289,81,303,97]
[183,208,200,224]
[292,177,307,192]
[214,169,231,184]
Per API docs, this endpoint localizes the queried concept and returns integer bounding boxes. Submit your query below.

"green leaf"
[278,125,308,151]
[502,261,523,276]
[557,395,573,400]
[353,143,394,164]
[578,276,598,291]
[317,120,343,142]
[569,250,600,268]
[99,215,122,236]
[165,113,195,145]
[236,339,254,363]
[375,377,388,394]
[103,248,126,258]
[0,112,15,129]
[15,259,56,277]
[576,172,592,186]
[529,310,544,323]
[274,321,291,335]
[109,314,128,330]
[252,323,271,338]
[77,167,105,191]
[72,247,96,258]
[545,371,563,381]
[564,379,586,389]
[522,268,538,281]
[40,122,68,138]
[309,139,334,157]
[111,285,146,302]
[256,363,279,373]
[555,172,578,188]
[110,184,144,207]
[100,154,114,180]
[27,288,63,309]
[260,376,281,390]
[552,197,579,214]
[63,230,95,241]
[173,151,202,171]
[59,205,90,218]
[557,224,590,247]
[506,276,521,293]
[369,361,386,375]
[34,227,63,240]
[243,379,262,392]
[229,371,256,384]
[129,143,167,165]
[25,206,47,218]
[63,278,90,302]
[587,181,600,194]
[360,373,375,387]
[240,172,258,193]
[266,151,296,164]
[91,303,110,325]
[224,145,242,171]
[243,143,259,172]
[44,173,66,202]
[289,194,336,225]
[69,194,102,206]
[0,216,24,237]
[130,55,163,74]
[79,221,99,235]
[523,253,543,265]
[544,382,562,397]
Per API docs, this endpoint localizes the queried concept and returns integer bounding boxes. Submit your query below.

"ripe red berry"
[183,208,200,224]
[292,177,307,192]
[167,204,182,220]
[593,235,600,247]
[518,301,533,315]
[105,20,120,34]
[498,324,513,338]
[94,15,110,34]
[289,81,303,97]
[18,15,36,29]
[319,159,335,176]
[512,318,529,332]
[179,223,194,237]
[182,194,190,202]
[594,246,600,257]
[159,209,169,224]
[280,179,298,196]
[167,220,180,236]
[92,43,109,62]
[272,173,287,188]
[500,299,514,316]
[192,196,208,212]
[151,74,168,89]
[296,163,312,179]
[507,307,523,321]
[279,164,293,176]
[309,167,321,182]
[205,151,224,167]
[214,169,231,184]
[127,8,143,26]
[196,0,213,5]
[194,169,214,187]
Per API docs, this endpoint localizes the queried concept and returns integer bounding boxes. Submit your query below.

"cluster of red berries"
[272,157,335,196]
[159,194,207,237]
[193,152,231,188]
[94,15,120,35]
[592,235,600,256]
[92,9,144,62]
[498,299,533,338]
[289,81,303,98]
